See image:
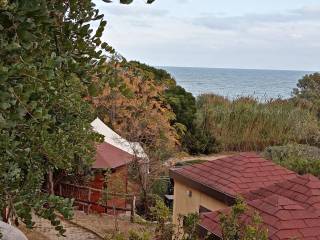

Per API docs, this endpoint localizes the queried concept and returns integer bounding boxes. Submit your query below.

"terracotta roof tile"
[93,142,133,169]
[200,195,320,240]
[244,174,320,211]
[171,153,320,239]
[171,153,297,197]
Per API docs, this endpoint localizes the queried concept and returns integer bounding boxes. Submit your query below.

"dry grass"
[19,225,49,240]
[197,94,320,151]
[70,211,155,238]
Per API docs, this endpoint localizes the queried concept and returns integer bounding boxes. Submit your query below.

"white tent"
[90,118,148,159]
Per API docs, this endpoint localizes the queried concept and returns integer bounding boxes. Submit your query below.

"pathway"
[21,215,103,240]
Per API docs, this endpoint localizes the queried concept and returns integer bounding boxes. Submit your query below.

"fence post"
[130,195,136,223]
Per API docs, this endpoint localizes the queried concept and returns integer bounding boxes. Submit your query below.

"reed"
[196,94,320,151]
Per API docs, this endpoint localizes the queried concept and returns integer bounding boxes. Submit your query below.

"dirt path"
[165,152,235,167]
[20,211,153,240]
[20,215,103,240]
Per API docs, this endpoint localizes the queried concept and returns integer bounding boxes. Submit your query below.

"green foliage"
[151,178,169,198]
[183,129,220,155]
[182,94,221,155]
[263,144,320,176]
[220,199,268,240]
[181,213,200,240]
[104,231,126,240]
[174,159,208,167]
[150,198,174,240]
[128,230,152,240]
[293,72,320,118]
[165,85,196,130]
[196,94,320,151]
[127,61,198,152]
[0,0,115,233]
[174,213,211,240]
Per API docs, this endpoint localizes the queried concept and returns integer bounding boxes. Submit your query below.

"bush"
[263,144,320,176]
[196,94,320,151]
[183,128,220,155]
[129,230,152,240]
[150,198,174,240]
[151,178,170,199]
[219,199,268,240]
[175,159,208,167]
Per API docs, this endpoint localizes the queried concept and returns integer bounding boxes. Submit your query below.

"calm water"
[161,66,312,100]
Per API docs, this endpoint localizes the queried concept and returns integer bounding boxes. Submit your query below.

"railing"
[57,182,136,222]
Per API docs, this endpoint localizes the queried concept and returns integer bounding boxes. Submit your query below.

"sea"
[161,66,313,100]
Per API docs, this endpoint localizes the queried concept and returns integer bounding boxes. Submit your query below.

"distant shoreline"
[158,65,316,73]
[160,66,313,99]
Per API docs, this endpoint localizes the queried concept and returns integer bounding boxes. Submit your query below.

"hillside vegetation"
[195,94,320,152]
[263,144,320,177]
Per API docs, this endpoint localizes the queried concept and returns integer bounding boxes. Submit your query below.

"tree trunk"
[47,170,54,195]
[2,207,9,223]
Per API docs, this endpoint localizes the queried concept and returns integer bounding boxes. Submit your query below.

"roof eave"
[169,169,235,206]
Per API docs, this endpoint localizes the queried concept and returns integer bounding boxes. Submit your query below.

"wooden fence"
[57,182,136,221]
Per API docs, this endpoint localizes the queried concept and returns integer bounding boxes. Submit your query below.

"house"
[90,117,148,191]
[169,153,320,239]
[58,118,148,213]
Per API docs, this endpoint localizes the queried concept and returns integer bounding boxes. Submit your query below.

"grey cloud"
[193,5,320,31]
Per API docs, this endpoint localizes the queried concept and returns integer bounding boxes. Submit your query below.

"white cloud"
[99,2,320,70]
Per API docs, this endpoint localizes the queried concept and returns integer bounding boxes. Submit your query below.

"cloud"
[99,2,320,71]
[192,5,320,31]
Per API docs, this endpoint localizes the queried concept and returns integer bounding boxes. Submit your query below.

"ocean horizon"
[160,66,313,100]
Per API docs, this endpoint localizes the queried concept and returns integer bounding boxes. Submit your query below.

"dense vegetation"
[122,61,219,155]
[293,72,320,118]
[0,0,151,234]
[263,144,320,176]
[194,94,320,152]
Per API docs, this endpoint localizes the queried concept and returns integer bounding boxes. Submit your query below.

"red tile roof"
[171,153,297,197]
[243,174,320,211]
[170,153,320,239]
[200,195,320,240]
[93,142,133,169]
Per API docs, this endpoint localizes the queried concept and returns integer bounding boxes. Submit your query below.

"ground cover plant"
[263,144,320,176]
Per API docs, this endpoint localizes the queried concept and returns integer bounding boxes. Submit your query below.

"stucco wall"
[172,179,228,225]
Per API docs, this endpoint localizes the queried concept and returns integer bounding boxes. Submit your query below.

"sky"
[95,0,320,71]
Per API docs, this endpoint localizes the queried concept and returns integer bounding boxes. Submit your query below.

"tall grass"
[196,94,320,151]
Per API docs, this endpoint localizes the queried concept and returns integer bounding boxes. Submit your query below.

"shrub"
[183,129,220,155]
[174,159,208,167]
[150,198,174,240]
[220,199,268,240]
[263,144,320,176]
[151,178,170,198]
[128,230,152,240]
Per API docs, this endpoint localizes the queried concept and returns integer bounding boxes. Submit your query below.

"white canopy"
[91,118,148,159]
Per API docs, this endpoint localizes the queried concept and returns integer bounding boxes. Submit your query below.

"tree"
[0,0,154,234]
[293,72,320,118]
[91,61,178,215]
[219,199,268,240]
[128,61,199,153]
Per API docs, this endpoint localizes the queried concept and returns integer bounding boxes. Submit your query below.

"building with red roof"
[169,153,320,239]
[57,119,148,214]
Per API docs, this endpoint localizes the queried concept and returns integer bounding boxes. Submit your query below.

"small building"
[59,118,148,214]
[170,153,320,239]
